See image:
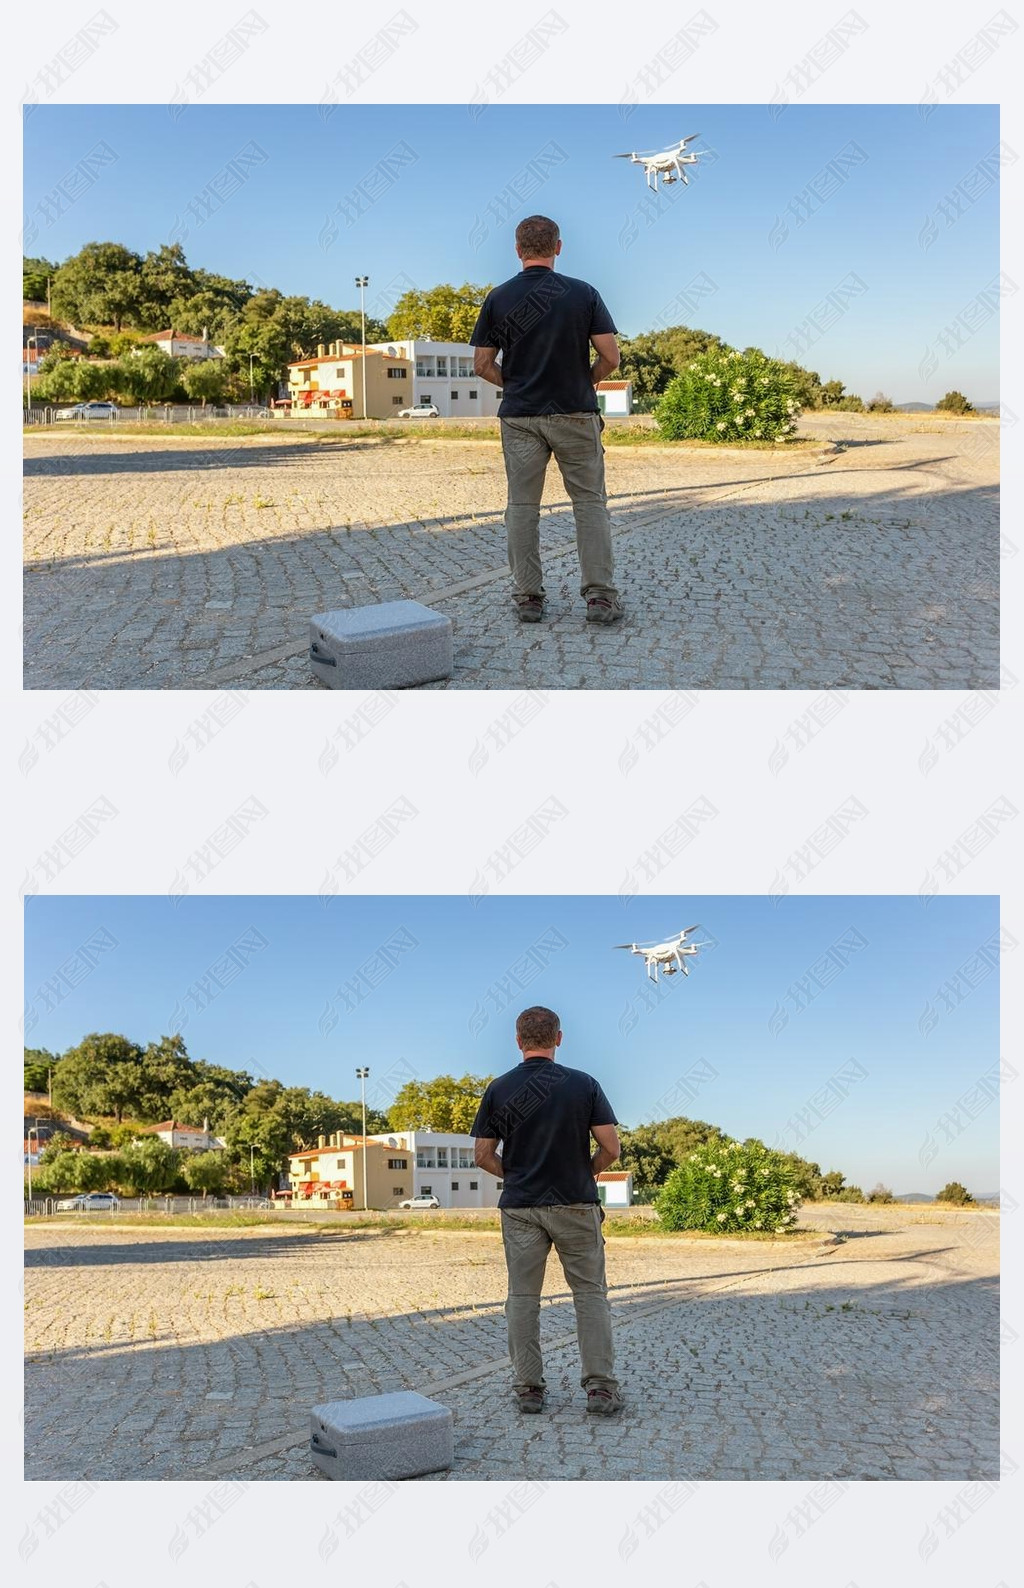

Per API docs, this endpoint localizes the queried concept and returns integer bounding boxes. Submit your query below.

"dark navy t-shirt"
[470,1058,618,1208]
[469,266,617,417]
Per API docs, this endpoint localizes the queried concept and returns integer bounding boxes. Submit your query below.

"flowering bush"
[654,1138,802,1234]
[654,346,802,443]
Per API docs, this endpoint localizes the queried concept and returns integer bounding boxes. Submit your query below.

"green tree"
[168,1061,253,1132]
[388,1074,492,1133]
[386,283,490,342]
[181,359,228,406]
[616,1125,676,1200]
[33,1150,87,1195]
[616,334,678,412]
[866,392,895,413]
[24,256,59,302]
[935,390,974,414]
[655,346,801,442]
[50,242,144,330]
[819,379,847,407]
[24,1049,58,1093]
[41,1131,80,1156]
[834,1185,865,1202]
[180,1151,229,1198]
[115,1137,180,1195]
[818,1170,847,1198]
[114,347,186,404]
[866,1182,894,1203]
[133,1034,197,1119]
[52,1033,145,1121]
[935,1181,974,1205]
[135,243,197,328]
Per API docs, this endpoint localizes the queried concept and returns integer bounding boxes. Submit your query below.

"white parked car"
[54,401,119,421]
[55,1192,121,1211]
[398,1194,440,1209]
[394,403,439,419]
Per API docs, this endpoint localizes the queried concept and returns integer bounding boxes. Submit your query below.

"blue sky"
[24,103,999,403]
[24,895,1000,1193]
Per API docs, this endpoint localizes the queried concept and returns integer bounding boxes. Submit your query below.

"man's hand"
[474,1136,504,1177]
[589,332,620,388]
[590,1122,620,1178]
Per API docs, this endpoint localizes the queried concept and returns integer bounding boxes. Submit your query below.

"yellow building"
[281,341,412,419]
[285,1132,412,1210]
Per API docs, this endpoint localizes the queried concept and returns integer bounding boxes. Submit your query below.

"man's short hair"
[515,215,560,258]
[516,1006,561,1048]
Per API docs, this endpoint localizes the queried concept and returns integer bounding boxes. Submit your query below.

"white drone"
[614,925,709,983]
[613,133,703,191]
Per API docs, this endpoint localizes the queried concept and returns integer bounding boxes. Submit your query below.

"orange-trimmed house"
[279,341,412,419]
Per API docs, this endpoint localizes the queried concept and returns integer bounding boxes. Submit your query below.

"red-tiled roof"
[597,380,631,390]
[141,1120,209,1134]
[138,329,209,345]
[596,1171,632,1180]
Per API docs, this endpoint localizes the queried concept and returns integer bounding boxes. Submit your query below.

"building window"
[392,395,403,404]
[393,1187,404,1195]
[469,390,478,399]
[451,1181,459,1190]
[436,357,447,375]
[459,358,472,377]
[386,367,405,378]
[421,1185,432,1195]
[436,1148,448,1167]
[496,389,503,397]
[469,1180,479,1190]
[459,1149,474,1168]
[496,1181,503,1189]
[450,390,458,400]
[387,1158,407,1169]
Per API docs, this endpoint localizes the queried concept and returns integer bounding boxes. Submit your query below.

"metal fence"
[23,404,273,427]
[24,1195,277,1216]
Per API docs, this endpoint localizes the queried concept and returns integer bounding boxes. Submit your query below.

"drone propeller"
[612,943,638,950]
[679,132,701,145]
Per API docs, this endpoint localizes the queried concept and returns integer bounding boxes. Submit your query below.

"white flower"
[746,1200,755,1209]
[776,1226,786,1233]
[745,408,755,417]
[754,1219,763,1228]
[760,376,770,385]
[735,1204,745,1214]
[717,1211,727,1222]
[753,429,763,437]
[716,421,727,431]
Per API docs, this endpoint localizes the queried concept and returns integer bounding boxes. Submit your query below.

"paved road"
[23,414,999,690]
[23,1204,998,1481]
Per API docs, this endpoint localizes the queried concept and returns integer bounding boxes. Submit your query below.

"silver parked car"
[398,1193,440,1209]
[54,401,119,421]
[55,1191,121,1211]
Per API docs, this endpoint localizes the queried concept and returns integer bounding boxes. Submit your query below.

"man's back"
[471,1058,617,1207]
[470,267,617,417]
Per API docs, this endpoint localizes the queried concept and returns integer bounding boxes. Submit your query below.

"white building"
[135,329,225,361]
[368,1130,502,1208]
[140,1120,226,1151]
[596,1170,633,1207]
[368,339,502,418]
[596,379,633,416]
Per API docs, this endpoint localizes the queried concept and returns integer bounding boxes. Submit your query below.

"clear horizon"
[23,102,1000,404]
[24,894,1001,1194]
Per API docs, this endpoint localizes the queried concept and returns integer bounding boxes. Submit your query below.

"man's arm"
[590,332,620,388]
[590,1122,620,1177]
[474,1136,503,1177]
[473,346,503,388]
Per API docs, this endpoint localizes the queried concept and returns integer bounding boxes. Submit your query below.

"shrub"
[866,1182,894,1203]
[654,346,802,443]
[833,1185,865,1202]
[935,1181,974,1205]
[866,393,895,413]
[935,390,974,414]
[654,1137,802,1233]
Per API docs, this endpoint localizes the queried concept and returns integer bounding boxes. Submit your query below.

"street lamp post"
[249,1143,255,1195]
[25,333,38,415]
[356,1067,370,1209]
[249,353,255,406]
[355,276,369,418]
[26,1121,39,1203]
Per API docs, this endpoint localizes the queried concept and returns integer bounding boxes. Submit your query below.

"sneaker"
[585,596,624,625]
[514,1385,545,1413]
[586,1386,624,1416]
[514,596,544,623]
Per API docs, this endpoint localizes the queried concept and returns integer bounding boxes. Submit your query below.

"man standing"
[470,216,625,625]
[472,1005,624,1415]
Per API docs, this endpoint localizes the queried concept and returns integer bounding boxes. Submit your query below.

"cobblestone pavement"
[24,1204,998,1481]
[23,414,999,690]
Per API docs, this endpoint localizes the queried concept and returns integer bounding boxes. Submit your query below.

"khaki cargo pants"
[499,413,619,602]
[500,1203,618,1392]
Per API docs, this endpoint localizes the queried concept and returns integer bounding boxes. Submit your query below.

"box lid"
[311,601,450,640]
[311,1391,450,1431]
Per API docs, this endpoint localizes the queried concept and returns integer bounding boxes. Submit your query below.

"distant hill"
[896,1191,934,1202]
